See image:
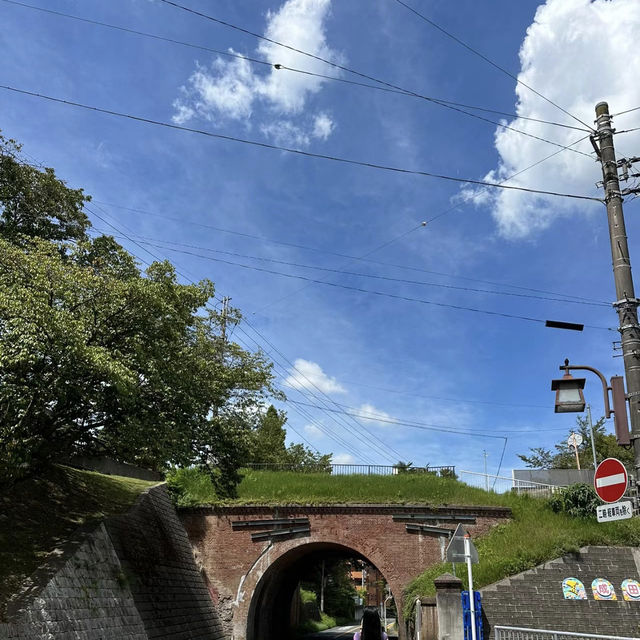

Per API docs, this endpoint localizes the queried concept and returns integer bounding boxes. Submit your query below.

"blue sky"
[3,0,640,478]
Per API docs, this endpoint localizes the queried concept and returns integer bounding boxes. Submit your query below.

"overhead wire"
[0,0,592,150]
[238,318,411,463]
[81,209,387,463]
[150,0,594,154]
[106,236,611,329]
[287,400,562,437]
[391,0,594,131]
[91,199,609,306]
[0,85,604,204]
[91,229,610,308]
[611,106,640,118]
[234,330,382,464]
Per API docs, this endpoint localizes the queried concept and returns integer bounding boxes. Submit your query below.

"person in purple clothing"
[353,607,388,640]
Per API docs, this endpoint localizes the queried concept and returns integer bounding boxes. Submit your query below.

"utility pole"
[483,450,488,491]
[593,102,640,497]
[220,296,231,351]
[586,404,598,470]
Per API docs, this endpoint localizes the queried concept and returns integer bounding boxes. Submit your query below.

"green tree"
[518,415,634,470]
[250,405,287,464]
[284,443,332,470]
[0,134,89,243]
[0,134,280,496]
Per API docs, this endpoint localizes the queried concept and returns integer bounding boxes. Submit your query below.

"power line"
[1,84,603,203]
[0,0,272,68]
[615,127,640,135]
[150,0,592,153]
[239,318,410,463]
[83,207,387,464]
[332,380,554,410]
[391,0,593,131]
[287,400,562,437]
[15,157,607,308]
[611,106,640,118]
[112,236,610,329]
[93,229,609,308]
[426,134,593,224]
[0,0,590,134]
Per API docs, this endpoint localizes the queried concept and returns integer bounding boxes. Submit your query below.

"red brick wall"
[181,504,510,640]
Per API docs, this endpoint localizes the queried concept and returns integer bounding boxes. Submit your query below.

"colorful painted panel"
[562,578,587,600]
[592,578,617,600]
[622,579,640,601]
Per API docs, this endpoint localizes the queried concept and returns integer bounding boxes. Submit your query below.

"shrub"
[548,483,599,519]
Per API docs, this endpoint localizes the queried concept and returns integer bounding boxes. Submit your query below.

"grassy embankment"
[171,468,640,619]
[0,465,158,619]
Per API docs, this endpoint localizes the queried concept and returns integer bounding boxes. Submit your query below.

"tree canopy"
[517,415,634,470]
[0,133,283,496]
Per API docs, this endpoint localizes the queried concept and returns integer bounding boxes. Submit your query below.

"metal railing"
[494,626,640,640]
[459,470,564,497]
[243,463,456,477]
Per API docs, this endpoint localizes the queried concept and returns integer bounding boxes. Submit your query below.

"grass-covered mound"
[403,489,640,618]
[167,467,511,506]
[0,465,158,619]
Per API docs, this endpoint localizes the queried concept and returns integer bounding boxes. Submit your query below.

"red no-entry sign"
[594,458,628,503]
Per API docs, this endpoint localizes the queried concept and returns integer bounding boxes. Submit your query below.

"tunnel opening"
[246,541,397,640]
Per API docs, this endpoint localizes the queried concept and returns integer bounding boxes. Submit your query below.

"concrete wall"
[512,469,595,487]
[0,485,224,640]
[481,546,640,638]
[64,457,163,481]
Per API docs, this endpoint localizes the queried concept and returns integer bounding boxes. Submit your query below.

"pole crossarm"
[560,360,612,418]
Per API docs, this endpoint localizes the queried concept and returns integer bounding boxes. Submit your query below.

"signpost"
[594,458,628,503]
[596,500,633,523]
[567,433,583,470]
[445,525,479,640]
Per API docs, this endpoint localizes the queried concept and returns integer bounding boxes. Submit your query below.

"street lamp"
[551,359,630,446]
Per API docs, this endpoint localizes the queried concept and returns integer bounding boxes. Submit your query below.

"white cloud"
[333,452,356,464]
[312,112,335,140]
[284,358,346,394]
[304,423,324,438]
[351,403,396,425]
[467,0,640,238]
[172,0,339,146]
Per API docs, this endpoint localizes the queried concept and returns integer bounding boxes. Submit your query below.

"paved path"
[303,624,359,639]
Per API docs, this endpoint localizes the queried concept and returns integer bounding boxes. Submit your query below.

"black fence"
[243,463,456,477]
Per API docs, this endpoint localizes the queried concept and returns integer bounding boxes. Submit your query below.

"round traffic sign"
[594,458,628,503]
[568,433,583,448]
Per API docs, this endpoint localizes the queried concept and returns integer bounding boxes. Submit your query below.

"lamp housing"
[551,373,586,413]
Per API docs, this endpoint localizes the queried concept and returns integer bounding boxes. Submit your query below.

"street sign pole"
[464,534,477,640]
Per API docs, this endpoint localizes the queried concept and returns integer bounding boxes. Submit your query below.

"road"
[303,624,359,639]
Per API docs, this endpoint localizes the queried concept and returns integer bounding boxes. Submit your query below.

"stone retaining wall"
[0,485,224,640]
[481,546,640,638]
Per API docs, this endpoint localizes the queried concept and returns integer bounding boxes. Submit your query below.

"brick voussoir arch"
[180,503,511,640]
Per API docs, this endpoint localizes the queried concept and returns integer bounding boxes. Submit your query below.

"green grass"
[172,468,511,506]
[0,465,158,619]
[403,492,640,617]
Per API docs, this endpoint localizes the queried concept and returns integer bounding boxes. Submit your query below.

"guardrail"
[494,626,640,640]
[459,470,563,497]
[243,463,456,477]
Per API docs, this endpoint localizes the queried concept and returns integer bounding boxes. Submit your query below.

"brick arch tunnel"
[180,504,511,640]
[246,541,392,640]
